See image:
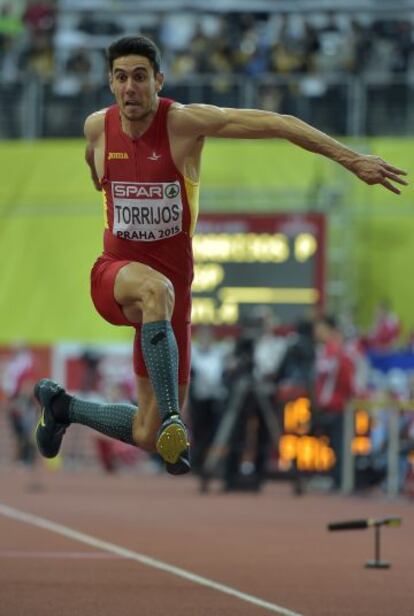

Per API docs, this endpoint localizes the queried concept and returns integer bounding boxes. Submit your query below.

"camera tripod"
[201,375,281,490]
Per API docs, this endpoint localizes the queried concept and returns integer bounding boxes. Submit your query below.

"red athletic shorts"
[90,255,192,384]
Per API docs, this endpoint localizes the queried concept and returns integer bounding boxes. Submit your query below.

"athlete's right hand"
[349,155,408,195]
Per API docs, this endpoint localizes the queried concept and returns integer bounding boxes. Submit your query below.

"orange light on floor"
[296,436,336,471]
[352,436,372,455]
[355,409,370,435]
[314,441,336,472]
[279,435,298,461]
[296,436,319,471]
[284,397,311,434]
[279,434,336,471]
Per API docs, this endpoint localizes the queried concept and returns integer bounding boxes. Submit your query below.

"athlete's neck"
[120,98,160,139]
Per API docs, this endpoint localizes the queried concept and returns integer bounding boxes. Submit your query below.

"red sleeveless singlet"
[101,97,198,287]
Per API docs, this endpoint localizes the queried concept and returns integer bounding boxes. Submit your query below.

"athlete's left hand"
[350,155,408,194]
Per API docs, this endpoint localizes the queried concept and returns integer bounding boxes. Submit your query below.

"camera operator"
[274,319,316,396]
[222,311,286,491]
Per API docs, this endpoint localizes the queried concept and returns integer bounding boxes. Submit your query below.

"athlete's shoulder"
[83,108,107,141]
[169,102,225,120]
[168,102,226,136]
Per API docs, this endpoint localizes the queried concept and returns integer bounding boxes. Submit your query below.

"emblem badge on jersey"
[165,184,180,198]
[147,152,162,161]
[111,181,183,242]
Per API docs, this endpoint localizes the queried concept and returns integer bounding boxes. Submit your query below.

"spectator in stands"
[19,30,54,81]
[170,50,198,78]
[314,315,355,489]
[186,25,211,73]
[392,20,413,74]
[366,299,401,352]
[269,16,305,76]
[7,375,37,466]
[275,318,316,396]
[1,343,34,400]
[77,11,122,37]
[301,20,320,72]
[340,310,369,395]
[54,47,105,96]
[307,12,346,74]
[1,344,36,466]
[22,0,56,37]
[3,8,414,83]
[0,4,24,50]
[347,19,372,75]
[253,308,287,381]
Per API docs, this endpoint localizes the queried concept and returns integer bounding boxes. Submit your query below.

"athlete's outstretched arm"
[170,104,408,195]
[83,111,105,191]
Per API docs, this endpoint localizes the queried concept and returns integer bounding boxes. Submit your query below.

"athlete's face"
[109,55,164,122]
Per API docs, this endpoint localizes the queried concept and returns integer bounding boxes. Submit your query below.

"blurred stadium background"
[1,0,414,499]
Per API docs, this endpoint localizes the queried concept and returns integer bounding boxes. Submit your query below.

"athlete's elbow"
[270,113,299,139]
[85,145,94,163]
[271,116,314,145]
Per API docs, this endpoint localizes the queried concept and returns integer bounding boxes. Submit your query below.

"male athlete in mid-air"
[34,36,408,475]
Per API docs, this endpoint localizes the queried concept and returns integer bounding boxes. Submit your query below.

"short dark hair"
[107,36,162,74]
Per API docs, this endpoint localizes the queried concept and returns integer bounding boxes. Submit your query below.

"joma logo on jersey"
[113,183,163,198]
[108,152,129,160]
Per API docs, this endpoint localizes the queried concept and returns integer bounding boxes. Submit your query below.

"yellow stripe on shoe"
[39,408,46,428]
[156,423,188,464]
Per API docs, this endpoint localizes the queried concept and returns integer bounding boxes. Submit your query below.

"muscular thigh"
[114,261,173,323]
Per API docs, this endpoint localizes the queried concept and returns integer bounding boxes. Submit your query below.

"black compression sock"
[141,320,180,421]
[68,398,137,445]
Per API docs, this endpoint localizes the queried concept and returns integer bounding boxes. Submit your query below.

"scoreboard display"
[192,213,325,325]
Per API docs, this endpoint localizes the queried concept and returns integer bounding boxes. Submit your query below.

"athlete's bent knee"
[141,277,175,320]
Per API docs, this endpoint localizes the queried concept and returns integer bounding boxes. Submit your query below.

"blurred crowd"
[1,2,414,90]
[1,2,414,137]
[1,300,414,496]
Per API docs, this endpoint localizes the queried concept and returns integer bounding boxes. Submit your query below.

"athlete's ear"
[155,72,164,93]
